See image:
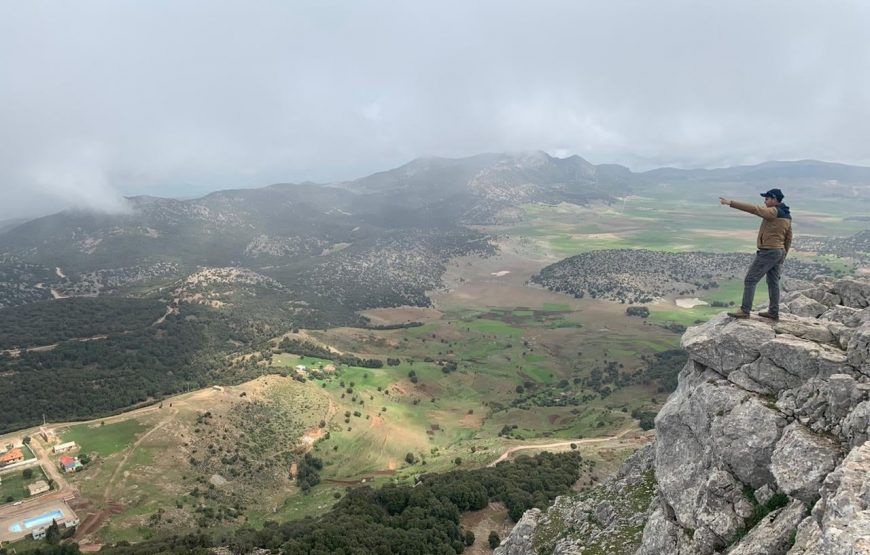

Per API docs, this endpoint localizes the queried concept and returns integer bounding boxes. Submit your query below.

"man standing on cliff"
[718,188,793,321]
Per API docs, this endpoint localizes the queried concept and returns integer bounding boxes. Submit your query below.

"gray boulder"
[820,305,864,327]
[692,470,752,547]
[681,314,775,375]
[636,506,698,555]
[759,335,850,381]
[800,286,842,308]
[782,277,815,292]
[832,278,870,309]
[493,508,541,555]
[841,401,870,448]
[655,360,785,534]
[785,294,828,317]
[710,397,786,487]
[847,322,870,375]
[770,423,841,504]
[776,374,868,438]
[727,499,806,555]
[787,441,870,554]
[773,315,836,344]
[730,357,802,396]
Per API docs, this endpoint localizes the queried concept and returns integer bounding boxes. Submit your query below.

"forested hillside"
[92,451,583,555]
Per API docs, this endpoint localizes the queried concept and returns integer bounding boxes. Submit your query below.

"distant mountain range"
[1,152,869,316]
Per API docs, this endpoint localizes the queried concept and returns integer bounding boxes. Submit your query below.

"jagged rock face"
[494,509,543,555]
[789,441,870,554]
[640,276,870,555]
[495,443,657,555]
[496,277,870,554]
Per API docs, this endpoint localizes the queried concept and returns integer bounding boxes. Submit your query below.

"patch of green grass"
[19,443,35,460]
[542,303,571,312]
[62,419,147,458]
[0,465,49,502]
[519,364,555,384]
[463,318,525,338]
[249,484,342,526]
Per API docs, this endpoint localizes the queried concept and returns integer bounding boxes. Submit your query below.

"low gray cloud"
[1,0,868,218]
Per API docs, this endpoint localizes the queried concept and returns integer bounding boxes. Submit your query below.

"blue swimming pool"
[8,509,64,533]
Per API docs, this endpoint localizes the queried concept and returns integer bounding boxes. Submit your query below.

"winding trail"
[102,411,176,504]
[488,427,638,467]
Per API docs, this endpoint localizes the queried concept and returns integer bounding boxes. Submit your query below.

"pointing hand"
[719,197,730,205]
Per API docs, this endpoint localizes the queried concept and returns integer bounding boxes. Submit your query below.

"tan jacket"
[729,200,793,251]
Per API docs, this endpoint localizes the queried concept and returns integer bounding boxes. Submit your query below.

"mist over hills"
[2,152,868,317]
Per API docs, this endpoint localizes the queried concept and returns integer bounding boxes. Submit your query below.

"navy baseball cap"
[760,188,784,201]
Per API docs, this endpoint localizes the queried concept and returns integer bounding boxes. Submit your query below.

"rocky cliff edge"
[496,275,870,555]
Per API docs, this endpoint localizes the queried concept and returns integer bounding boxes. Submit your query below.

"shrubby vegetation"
[793,229,869,263]
[625,306,649,318]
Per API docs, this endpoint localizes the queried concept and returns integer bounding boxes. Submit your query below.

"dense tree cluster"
[93,451,581,555]
[531,249,831,303]
[0,297,166,349]
[633,349,688,393]
[625,306,650,318]
[296,453,323,493]
[0,304,263,433]
[270,229,496,316]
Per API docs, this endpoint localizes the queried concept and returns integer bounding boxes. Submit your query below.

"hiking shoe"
[727,309,750,319]
[758,311,779,321]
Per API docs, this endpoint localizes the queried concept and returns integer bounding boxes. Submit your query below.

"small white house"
[53,441,77,454]
[212,385,224,392]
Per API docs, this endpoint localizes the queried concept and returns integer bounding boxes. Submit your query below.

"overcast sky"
[1,1,869,219]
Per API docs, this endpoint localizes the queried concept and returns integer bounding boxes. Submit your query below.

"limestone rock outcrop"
[494,443,656,555]
[497,276,870,554]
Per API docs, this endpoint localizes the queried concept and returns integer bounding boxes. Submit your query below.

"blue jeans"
[741,249,785,314]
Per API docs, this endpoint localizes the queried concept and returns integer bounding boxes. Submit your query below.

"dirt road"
[488,427,639,467]
[29,437,71,492]
[102,411,176,503]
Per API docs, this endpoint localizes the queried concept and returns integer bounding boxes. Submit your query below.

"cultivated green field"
[61,419,147,458]
[506,197,869,259]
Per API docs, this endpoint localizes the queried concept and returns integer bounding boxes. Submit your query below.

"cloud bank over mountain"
[1,0,868,218]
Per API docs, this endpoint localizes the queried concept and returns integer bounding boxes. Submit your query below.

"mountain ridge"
[5,153,870,235]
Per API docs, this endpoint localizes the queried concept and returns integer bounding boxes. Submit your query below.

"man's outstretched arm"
[719,197,777,220]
